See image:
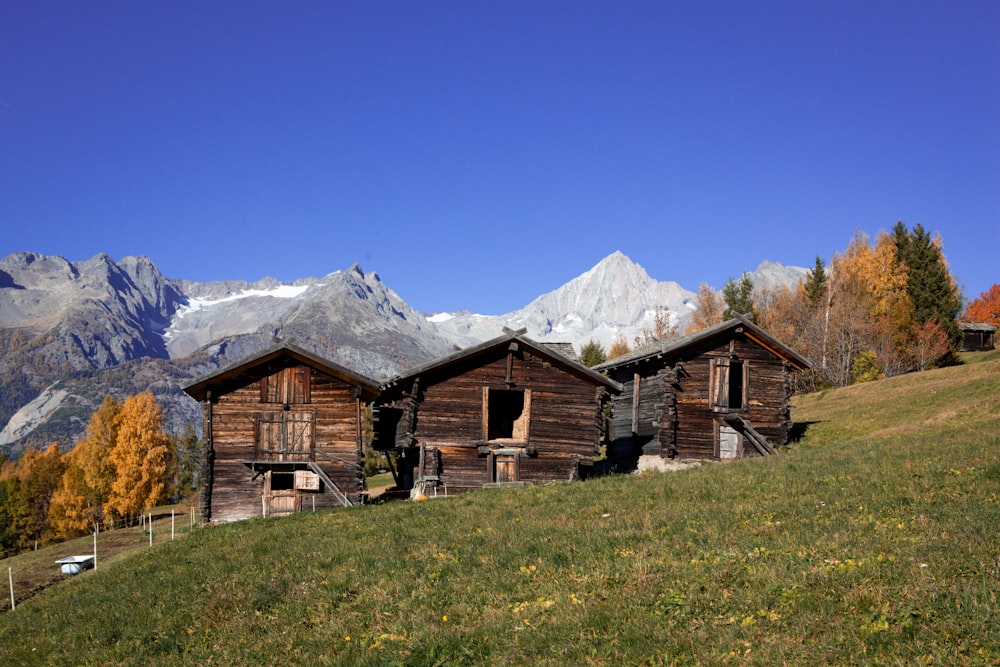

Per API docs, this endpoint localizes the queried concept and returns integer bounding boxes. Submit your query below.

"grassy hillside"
[2,353,998,665]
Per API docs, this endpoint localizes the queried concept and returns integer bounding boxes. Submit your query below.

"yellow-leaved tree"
[49,396,122,537]
[685,283,726,334]
[106,391,170,524]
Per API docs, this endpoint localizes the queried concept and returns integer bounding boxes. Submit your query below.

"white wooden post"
[93,531,98,570]
[171,510,175,540]
[148,513,153,547]
[8,566,14,610]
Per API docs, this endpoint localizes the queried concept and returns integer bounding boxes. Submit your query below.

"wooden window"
[257,411,314,461]
[260,367,311,404]
[710,359,748,412]
[483,388,531,442]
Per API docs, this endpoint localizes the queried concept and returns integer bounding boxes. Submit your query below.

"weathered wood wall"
[605,332,795,463]
[205,366,366,522]
[381,349,610,493]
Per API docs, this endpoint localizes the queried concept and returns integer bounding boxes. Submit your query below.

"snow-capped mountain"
[746,260,810,293]
[428,251,698,350]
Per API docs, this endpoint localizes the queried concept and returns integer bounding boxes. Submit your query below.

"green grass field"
[2,352,998,665]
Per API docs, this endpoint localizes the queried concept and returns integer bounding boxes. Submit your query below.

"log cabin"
[595,316,810,470]
[375,330,621,496]
[183,343,380,523]
[960,322,996,352]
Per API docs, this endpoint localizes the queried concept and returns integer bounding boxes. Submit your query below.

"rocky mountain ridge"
[0,250,807,453]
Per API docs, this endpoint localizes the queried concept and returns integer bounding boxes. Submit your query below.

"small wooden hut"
[375,330,621,496]
[183,343,380,523]
[595,316,810,469]
[960,322,996,352]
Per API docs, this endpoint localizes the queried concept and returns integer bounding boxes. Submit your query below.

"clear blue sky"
[2,1,997,314]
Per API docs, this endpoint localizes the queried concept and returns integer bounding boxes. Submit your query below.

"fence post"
[171,510,175,540]
[8,567,14,610]
[149,513,153,547]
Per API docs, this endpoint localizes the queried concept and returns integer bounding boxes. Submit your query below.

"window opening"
[485,388,529,441]
[711,359,747,412]
[270,472,294,491]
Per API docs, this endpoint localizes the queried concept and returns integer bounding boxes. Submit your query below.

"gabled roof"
[595,316,812,372]
[183,342,381,402]
[381,330,622,393]
[960,322,997,333]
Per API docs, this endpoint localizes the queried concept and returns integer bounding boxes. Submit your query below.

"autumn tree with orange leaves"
[48,396,121,537]
[964,283,1000,328]
[106,391,171,524]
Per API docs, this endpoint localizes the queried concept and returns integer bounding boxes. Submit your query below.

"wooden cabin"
[595,316,810,470]
[375,330,621,496]
[183,343,380,523]
[960,322,996,352]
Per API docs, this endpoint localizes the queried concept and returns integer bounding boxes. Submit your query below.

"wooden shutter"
[712,359,731,410]
[284,412,314,459]
[288,367,310,404]
[256,411,313,460]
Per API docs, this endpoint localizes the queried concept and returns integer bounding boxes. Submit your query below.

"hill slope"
[2,364,996,664]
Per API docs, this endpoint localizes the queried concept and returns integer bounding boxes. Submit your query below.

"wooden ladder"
[306,462,353,507]
[727,415,779,456]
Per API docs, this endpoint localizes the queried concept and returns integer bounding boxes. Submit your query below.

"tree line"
[0,391,199,556]
[582,223,992,388]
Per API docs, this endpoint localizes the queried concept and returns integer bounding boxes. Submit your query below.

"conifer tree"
[892,222,963,351]
[578,339,607,368]
[722,273,756,321]
[803,256,827,307]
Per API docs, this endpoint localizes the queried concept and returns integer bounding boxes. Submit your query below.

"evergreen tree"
[803,256,827,306]
[722,273,756,321]
[892,222,963,351]
[167,425,202,502]
[578,339,607,368]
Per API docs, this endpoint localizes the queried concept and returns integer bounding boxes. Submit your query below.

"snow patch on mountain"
[178,283,315,313]
[164,282,326,358]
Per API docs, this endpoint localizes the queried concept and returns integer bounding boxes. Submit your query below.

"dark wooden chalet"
[375,330,621,496]
[183,343,380,523]
[595,316,810,469]
[960,322,996,352]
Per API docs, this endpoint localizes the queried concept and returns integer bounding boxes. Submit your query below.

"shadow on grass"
[788,420,821,444]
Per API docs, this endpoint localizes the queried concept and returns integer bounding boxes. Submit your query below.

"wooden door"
[718,424,742,460]
[268,492,298,516]
[494,452,519,483]
[264,471,300,517]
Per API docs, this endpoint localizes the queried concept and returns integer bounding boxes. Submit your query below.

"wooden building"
[375,330,621,496]
[183,343,380,523]
[595,316,810,469]
[960,322,996,352]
